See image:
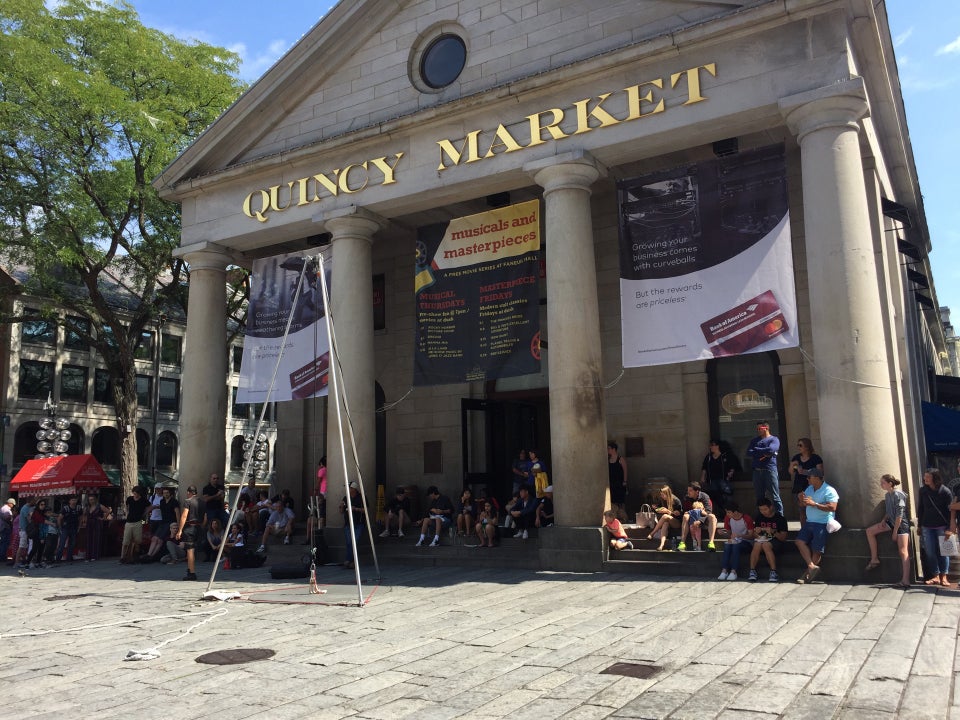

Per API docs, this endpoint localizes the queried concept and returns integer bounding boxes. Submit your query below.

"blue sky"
[129,1,959,323]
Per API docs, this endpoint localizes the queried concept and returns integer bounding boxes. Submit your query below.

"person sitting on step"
[415,486,454,547]
[256,499,294,553]
[603,509,633,550]
[678,482,718,552]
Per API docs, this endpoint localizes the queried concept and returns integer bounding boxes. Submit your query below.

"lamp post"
[35,393,70,458]
[150,313,166,484]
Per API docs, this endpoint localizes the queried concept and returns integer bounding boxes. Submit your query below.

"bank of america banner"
[237,251,331,403]
[618,144,797,367]
[414,200,541,386]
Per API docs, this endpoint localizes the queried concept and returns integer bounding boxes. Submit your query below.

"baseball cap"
[349,481,360,490]
[807,468,823,478]
[5,498,14,505]
[544,485,553,493]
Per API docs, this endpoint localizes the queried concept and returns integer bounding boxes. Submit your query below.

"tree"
[0,0,245,499]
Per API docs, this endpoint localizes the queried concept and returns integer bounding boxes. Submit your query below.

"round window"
[420,34,466,90]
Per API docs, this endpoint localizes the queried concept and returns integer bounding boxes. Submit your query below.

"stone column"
[682,362,710,484]
[179,243,231,494]
[526,151,608,527]
[779,79,900,527]
[321,207,383,521]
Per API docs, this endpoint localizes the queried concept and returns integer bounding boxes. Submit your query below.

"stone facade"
[157,0,946,530]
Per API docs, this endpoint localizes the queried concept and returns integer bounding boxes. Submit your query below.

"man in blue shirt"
[746,421,782,515]
[795,468,839,584]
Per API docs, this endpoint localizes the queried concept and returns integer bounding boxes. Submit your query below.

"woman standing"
[864,474,911,588]
[917,468,952,586]
[83,494,112,562]
[790,438,823,524]
[650,486,683,551]
[608,442,628,522]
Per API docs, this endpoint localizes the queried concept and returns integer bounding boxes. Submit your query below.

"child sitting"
[603,510,634,551]
[686,501,705,549]
[718,501,754,581]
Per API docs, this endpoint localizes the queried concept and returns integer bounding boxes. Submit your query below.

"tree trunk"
[116,365,141,505]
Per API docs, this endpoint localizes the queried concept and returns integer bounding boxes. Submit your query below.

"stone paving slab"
[0,560,955,718]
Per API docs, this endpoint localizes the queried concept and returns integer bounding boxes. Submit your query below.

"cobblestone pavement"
[1,559,956,719]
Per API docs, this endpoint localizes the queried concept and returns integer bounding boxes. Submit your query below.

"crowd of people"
[3,431,954,586]
[601,421,959,586]
[1,473,294,580]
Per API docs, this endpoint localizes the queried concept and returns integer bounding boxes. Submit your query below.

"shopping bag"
[939,533,959,557]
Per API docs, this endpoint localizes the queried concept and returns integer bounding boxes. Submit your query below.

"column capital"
[174,242,232,272]
[319,206,386,242]
[779,78,868,143]
[525,150,606,195]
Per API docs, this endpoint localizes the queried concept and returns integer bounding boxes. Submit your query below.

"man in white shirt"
[257,500,294,552]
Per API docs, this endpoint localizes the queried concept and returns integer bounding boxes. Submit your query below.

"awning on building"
[103,469,157,488]
[10,454,112,496]
[922,401,960,453]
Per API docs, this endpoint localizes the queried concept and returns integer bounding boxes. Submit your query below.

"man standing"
[0,498,14,564]
[747,421,782,515]
[795,468,839,584]
[56,496,80,563]
[121,486,150,564]
[608,442,628,522]
[174,485,200,581]
[201,473,226,527]
[700,439,738,518]
[677,482,718,551]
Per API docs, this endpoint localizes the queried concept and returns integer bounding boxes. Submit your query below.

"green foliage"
[0,0,245,492]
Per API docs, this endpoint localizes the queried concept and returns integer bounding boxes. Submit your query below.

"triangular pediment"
[156,0,764,195]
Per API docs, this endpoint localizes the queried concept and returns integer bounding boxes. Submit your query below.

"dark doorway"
[461,396,549,506]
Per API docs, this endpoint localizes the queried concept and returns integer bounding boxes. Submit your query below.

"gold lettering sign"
[240,62,717,222]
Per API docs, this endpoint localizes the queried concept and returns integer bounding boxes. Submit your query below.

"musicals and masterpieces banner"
[237,250,331,403]
[414,200,541,385]
[617,144,798,367]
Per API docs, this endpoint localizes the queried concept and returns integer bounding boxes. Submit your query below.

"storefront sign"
[241,63,717,222]
[414,200,541,385]
[617,144,798,367]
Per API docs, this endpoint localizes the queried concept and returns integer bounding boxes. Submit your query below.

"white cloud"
[937,36,960,55]
[894,27,913,47]
[240,39,293,81]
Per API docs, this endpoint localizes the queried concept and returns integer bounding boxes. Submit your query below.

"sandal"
[865,560,881,571]
[924,577,941,585]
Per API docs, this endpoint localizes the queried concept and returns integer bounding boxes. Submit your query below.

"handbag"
[939,533,959,557]
[635,504,656,528]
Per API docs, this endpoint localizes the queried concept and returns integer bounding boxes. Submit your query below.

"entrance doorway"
[461,395,549,506]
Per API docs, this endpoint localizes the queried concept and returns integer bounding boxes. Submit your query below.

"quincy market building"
[155,0,946,560]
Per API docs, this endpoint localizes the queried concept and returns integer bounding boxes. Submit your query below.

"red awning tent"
[10,454,112,497]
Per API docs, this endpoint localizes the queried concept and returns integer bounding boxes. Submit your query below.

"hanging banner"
[414,200,541,385]
[237,250,331,403]
[617,144,797,367]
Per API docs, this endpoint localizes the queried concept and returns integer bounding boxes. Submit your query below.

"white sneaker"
[415,538,424,547]
[727,570,738,581]
[430,537,439,547]
[521,530,529,539]
[283,536,290,545]
[398,530,405,538]
[379,530,390,538]
[718,570,729,580]
[256,545,265,553]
